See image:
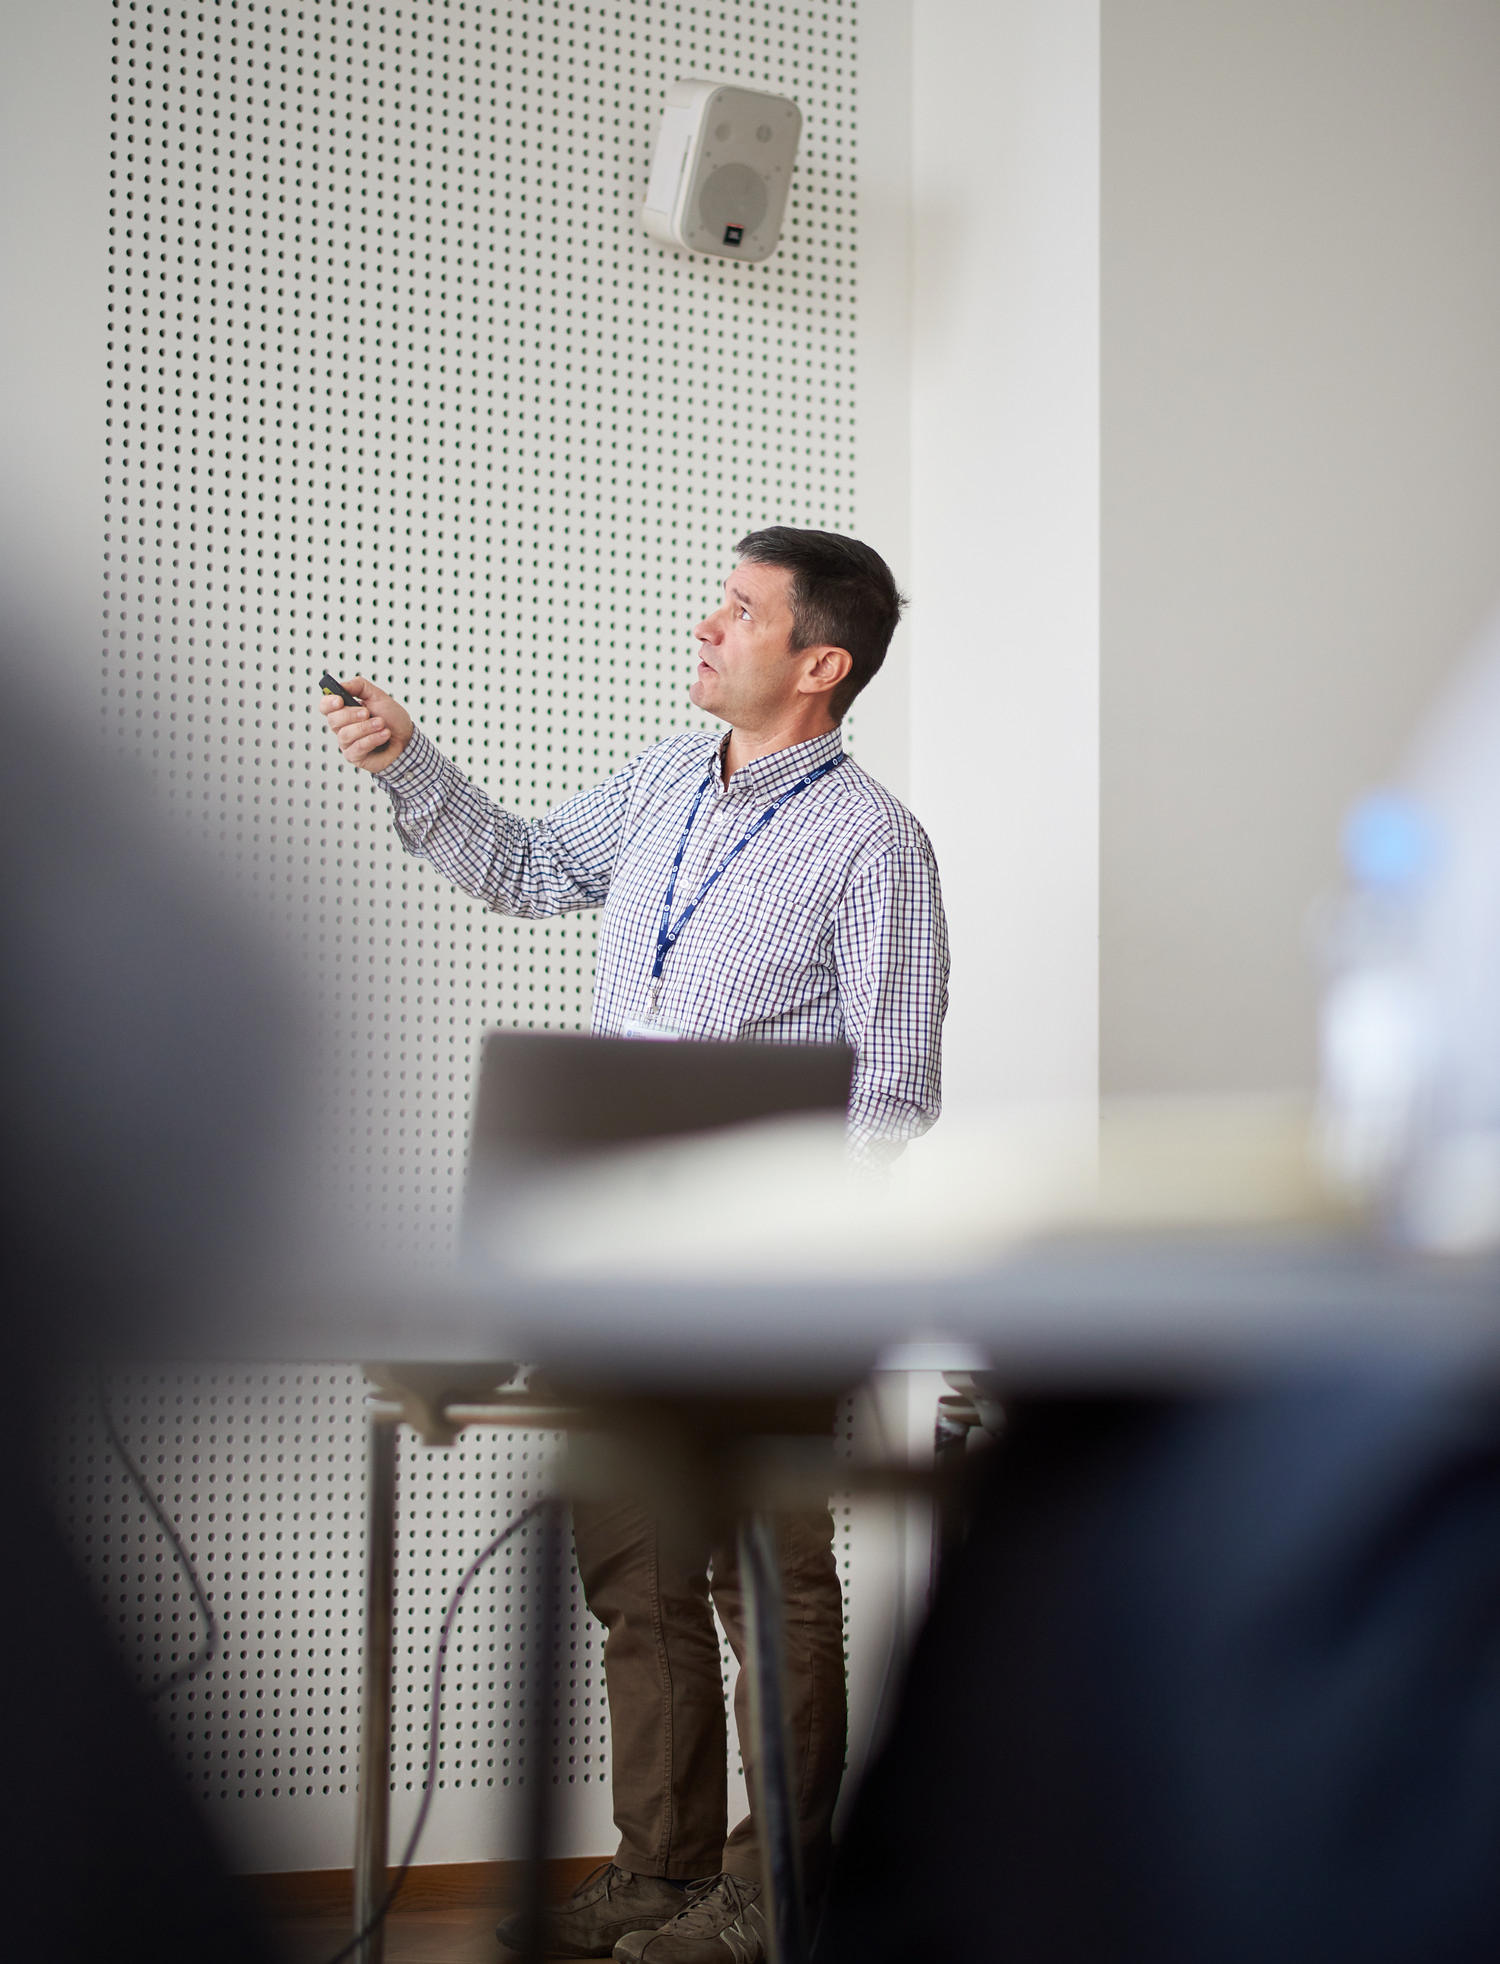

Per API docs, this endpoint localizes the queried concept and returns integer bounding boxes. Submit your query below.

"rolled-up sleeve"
[377,727,634,917]
[833,844,950,1161]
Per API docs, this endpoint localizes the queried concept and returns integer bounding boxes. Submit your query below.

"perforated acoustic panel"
[55,1372,867,1869]
[103,0,858,1260]
[56,1370,608,1866]
[69,0,873,1873]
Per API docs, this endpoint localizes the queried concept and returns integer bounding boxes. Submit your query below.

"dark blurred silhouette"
[0,648,293,1961]
[817,1376,1500,1964]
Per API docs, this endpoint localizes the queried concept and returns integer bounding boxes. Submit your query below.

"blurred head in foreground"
[817,1376,1500,1964]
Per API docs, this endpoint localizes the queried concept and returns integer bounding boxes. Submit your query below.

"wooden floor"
[272,1903,519,1964]
[274,1905,503,1964]
[258,1859,607,1964]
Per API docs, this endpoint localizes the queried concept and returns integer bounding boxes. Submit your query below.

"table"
[279,1225,1500,1964]
[349,1370,859,1964]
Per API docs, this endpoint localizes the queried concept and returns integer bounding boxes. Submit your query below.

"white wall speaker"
[642,78,802,263]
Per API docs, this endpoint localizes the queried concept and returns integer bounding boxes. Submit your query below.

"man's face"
[689,559,804,727]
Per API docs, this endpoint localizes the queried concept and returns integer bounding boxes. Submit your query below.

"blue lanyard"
[651,749,847,982]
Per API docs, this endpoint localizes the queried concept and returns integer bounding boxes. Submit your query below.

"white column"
[848,0,915,803]
[909,0,1101,1112]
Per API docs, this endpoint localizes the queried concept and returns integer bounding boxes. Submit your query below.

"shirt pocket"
[702,853,837,981]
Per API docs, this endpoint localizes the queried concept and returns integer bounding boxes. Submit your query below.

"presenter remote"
[317,671,361,707]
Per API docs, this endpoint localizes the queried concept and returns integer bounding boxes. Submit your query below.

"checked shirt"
[377,723,950,1154]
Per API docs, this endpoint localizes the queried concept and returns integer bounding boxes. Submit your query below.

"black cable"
[96,1374,219,1697]
[321,1496,548,1964]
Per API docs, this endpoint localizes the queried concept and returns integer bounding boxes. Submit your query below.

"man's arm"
[833,845,951,1163]
[318,674,630,916]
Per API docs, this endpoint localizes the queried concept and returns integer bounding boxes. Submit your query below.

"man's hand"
[318,675,414,773]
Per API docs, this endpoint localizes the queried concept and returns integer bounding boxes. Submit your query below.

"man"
[320,526,949,1961]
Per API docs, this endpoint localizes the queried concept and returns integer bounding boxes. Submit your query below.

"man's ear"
[798,644,853,700]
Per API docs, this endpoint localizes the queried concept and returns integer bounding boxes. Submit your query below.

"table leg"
[516,1497,564,1964]
[354,1411,399,1964]
[738,1513,807,1964]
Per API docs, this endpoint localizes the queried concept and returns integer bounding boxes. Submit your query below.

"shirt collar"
[711,726,846,800]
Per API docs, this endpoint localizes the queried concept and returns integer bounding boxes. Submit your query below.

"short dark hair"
[734,526,906,723]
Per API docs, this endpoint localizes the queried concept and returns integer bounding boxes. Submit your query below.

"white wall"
[845,0,914,802]
[1102,0,1500,1095]
[909,0,1101,1113]
[0,0,108,698]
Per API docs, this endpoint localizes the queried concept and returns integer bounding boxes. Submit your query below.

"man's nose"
[694,605,725,643]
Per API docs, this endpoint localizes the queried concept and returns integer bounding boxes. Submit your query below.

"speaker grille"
[699,163,772,237]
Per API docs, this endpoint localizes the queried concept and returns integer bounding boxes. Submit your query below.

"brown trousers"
[571,1501,848,1889]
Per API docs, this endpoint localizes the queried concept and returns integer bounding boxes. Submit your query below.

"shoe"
[495,1862,687,1959]
[611,1873,767,1963]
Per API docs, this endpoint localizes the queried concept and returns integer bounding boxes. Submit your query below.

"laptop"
[466,1026,855,1178]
